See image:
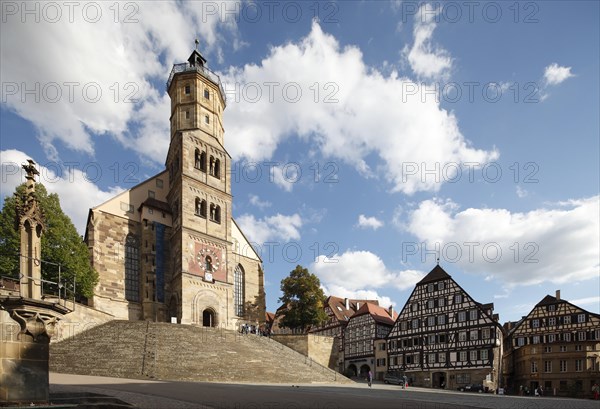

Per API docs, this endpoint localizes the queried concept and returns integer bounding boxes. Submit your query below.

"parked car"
[384,372,407,386]
[457,384,484,393]
[383,372,404,385]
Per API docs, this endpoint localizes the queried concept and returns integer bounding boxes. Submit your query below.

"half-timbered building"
[387,264,503,390]
[503,290,600,398]
[344,303,397,378]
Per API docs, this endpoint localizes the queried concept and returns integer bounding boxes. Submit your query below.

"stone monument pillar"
[18,159,43,299]
[0,159,68,404]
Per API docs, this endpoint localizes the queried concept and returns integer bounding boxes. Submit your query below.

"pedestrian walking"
[367,370,373,387]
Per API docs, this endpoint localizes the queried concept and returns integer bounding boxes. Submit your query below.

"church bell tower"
[165,43,233,327]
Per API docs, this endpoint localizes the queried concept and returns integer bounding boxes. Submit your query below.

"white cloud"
[516,185,528,198]
[270,164,298,192]
[236,213,302,244]
[311,250,425,292]
[569,296,600,308]
[402,3,452,81]
[1,149,122,234]
[357,214,383,230]
[404,197,600,286]
[544,63,575,86]
[222,21,496,194]
[0,2,238,163]
[248,194,272,209]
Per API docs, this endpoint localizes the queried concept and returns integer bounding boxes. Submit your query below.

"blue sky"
[1,1,598,322]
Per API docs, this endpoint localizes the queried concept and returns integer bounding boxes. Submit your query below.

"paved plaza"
[50,373,600,409]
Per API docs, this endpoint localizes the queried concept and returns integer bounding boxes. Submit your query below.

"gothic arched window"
[124,234,140,302]
[234,264,245,316]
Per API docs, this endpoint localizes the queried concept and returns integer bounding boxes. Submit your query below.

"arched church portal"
[202,308,216,327]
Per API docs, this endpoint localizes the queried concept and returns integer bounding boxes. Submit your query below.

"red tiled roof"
[351,302,398,326]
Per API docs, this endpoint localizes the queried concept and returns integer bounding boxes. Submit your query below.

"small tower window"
[205,115,210,124]
[185,85,191,95]
[195,198,207,218]
[185,110,190,119]
[209,156,220,179]
[209,204,221,223]
[204,89,210,99]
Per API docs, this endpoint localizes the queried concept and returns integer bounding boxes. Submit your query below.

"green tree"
[278,265,328,331]
[0,183,98,298]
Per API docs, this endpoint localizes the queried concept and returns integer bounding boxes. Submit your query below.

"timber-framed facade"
[387,265,502,390]
[503,291,600,398]
[344,303,397,379]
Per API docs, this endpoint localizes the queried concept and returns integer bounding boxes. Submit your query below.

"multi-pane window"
[428,299,435,309]
[548,317,556,326]
[459,331,467,342]
[438,297,445,307]
[563,333,571,342]
[578,332,586,341]
[560,345,567,352]
[412,319,419,329]
[457,374,470,384]
[575,359,583,371]
[531,361,538,373]
[469,330,478,340]
[401,321,407,331]
[517,337,525,346]
[427,284,434,292]
[548,334,556,343]
[458,311,466,322]
[428,316,435,326]
[480,350,488,360]
[482,328,491,339]
[575,344,582,351]
[459,351,467,361]
[439,353,446,363]
[533,336,540,344]
[438,282,445,290]
[548,304,556,312]
[544,361,552,372]
[234,264,245,316]
[469,310,478,320]
[544,346,552,353]
[124,234,139,302]
[564,315,571,324]
[560,360,567,372]
[469,350,477,361]
[428,334,436,344]
[428,353,436,363]
[532,319,539,328]
[438,315,446,325]
[454,294,462,304]
[577,314,586,323]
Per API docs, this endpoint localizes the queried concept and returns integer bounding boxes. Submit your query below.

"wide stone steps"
[50,321,351,384]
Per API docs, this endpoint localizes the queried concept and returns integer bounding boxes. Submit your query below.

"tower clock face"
[196,247,220,272]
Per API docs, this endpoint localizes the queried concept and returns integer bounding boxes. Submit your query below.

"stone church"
[84,49,264,329]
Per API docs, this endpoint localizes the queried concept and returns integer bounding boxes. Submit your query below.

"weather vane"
[195,38,199,50]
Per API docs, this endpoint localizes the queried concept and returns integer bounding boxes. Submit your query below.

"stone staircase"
[50,321,351,384]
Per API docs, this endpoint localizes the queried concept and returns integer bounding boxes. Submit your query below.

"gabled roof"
[326,296,379,322]
[417,264,451,285]
[351,302,398,326]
